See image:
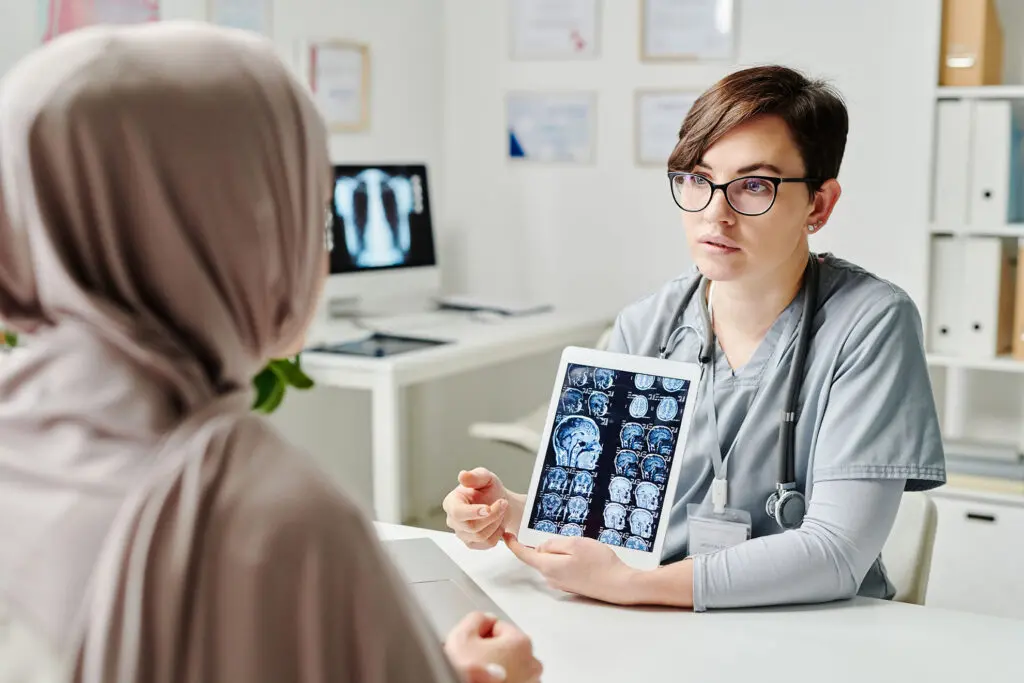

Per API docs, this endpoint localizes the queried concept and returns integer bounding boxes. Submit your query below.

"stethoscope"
[658,254,820,530]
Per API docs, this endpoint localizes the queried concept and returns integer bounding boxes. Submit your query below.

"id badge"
[686,502,752,556]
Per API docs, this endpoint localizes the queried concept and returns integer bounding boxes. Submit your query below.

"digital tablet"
[517,346,702,570]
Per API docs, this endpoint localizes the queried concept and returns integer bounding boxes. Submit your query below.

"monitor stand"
[324,292,435,322]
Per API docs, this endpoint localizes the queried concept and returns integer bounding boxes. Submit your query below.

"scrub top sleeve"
[811,292,946,491]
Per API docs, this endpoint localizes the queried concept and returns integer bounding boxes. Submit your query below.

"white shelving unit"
[929,223,1024,237]
[936,84,1024,99]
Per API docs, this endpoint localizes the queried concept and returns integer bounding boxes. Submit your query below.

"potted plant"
[0,327,312,413]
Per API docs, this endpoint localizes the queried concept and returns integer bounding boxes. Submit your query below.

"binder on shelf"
[962,236,1016,357]
[968,101,1024,225]
[932,100,971,226]
[939,0,1004,86]
[1012,241,1024,360]
[928,235,964,355]
[928,235,1018,358]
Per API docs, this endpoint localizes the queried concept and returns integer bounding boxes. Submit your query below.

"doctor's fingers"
[503,533,564,576]
[456,528,503,550]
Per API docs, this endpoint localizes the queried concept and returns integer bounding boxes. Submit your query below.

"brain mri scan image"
[553,416,602,469]
[634,373,655,391]
[634,482,660,511]
[599,529,623,546]
[588,392,610,417]
[539,493,563,521]
[535,520,558,533]
[661,377,685,393]
[568,366,590,388]
[544,467,569,494]
[614,450,640,478]
[566,496,589,523]
[630,509,654,538]
[603,503,627,531]
[571,471,594,497]
[608,476,632,504]
[641,455,668,485]
[333,169,414,268]
[647,426,673,456]
[629,395,649,418]
[560,523,584,537]
[657,397,679,421]
[594,368,616,390]
[625,536,650,551]
[620,423,644,450]
[561,388,584,414]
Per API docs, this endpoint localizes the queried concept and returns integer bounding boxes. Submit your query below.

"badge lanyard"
[704,284,729,514]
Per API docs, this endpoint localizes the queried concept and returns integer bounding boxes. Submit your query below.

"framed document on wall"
[507,90,598,164]
[208,0,272,35]
[509,0,601,60]
[635,90,698,166]
[302,40,370,132]
[640,0,735,62]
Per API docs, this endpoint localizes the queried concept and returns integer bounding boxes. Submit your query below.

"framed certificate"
[640,0,736,62]
[635,90,699,166]
[509,0,600,60]
[302,40,370,132]
[506,90,598,164]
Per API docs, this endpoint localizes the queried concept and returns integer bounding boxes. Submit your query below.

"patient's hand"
[445,612,543,683]
[443,468,520,549]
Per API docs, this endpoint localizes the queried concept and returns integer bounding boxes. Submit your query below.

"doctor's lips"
[699,234,740,251]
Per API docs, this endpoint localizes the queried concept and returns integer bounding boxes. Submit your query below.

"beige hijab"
[0,21,457,682]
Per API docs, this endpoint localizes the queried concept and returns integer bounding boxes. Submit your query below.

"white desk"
[378,523,1024,683]
[301,308,611,524]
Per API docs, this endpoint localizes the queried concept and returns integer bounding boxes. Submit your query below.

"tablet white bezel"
[517,346,703,570]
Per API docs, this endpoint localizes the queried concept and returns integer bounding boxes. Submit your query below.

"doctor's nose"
[702,187,737,226]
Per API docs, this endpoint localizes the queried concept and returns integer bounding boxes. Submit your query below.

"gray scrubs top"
[605,253,946,600]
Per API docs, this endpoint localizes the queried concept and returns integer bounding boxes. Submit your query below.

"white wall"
[440,0,942,316]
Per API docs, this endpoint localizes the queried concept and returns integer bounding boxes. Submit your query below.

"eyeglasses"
[324,206,335,252]
[667,172,820,217]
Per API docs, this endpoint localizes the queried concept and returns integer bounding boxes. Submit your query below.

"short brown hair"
[668,65,848,192]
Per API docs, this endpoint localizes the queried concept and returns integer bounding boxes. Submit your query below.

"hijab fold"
[0,22,459,683]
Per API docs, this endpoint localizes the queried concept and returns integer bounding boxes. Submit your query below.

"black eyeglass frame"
[667,171,822,217]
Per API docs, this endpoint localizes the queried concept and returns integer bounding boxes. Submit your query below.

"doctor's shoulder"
[606,269,702,357]
[816,255,927,360]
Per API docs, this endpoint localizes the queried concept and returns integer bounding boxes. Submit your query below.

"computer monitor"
[323,163,440,315]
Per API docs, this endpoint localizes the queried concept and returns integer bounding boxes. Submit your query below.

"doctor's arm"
[627,477,905,610]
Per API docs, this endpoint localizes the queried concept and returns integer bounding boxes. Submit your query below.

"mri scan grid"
[527,362,692,550]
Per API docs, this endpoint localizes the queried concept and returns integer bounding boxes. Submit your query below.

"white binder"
[928,235,964,355]
[962,236,1017,357]
[932,100,971,226]
[968,101,1024,225]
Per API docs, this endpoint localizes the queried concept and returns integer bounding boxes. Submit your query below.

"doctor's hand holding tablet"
[443,64,947,612]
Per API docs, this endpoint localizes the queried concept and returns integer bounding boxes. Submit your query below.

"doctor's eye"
[739,177,773,194]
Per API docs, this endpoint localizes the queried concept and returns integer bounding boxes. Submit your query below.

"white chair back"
[881,492,938,605]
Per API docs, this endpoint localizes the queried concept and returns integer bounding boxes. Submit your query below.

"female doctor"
[442,64,947,611]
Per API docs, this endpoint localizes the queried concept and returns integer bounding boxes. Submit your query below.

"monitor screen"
[329,164,437,274]
[526,363,693,552]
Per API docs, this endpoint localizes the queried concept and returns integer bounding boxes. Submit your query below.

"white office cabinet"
[925,493,1024,620]
[962,236,1016,356]
[932,100,972,226]
[968,101,1024,225]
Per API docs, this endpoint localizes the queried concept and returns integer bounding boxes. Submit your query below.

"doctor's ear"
[806,178,841,233]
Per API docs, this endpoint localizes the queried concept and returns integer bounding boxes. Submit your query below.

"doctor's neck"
[708,246,810,340]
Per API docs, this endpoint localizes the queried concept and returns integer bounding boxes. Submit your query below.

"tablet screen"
[526,363,693,552]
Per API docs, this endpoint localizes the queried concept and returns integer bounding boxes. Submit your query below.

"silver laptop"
[384,538,510,638]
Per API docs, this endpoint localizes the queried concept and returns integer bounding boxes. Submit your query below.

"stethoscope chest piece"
[766,485,806,530]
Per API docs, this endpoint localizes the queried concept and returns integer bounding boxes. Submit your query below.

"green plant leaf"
[269,357,314,389]
[257,374,287,414]
[1,330,17,348]
[252,366,280,412]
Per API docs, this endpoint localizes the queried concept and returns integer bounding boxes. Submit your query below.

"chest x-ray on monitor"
[324,164,440,314]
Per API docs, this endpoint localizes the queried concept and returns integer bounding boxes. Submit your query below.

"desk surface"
[377,523,1024,683]
[303,308,611,387]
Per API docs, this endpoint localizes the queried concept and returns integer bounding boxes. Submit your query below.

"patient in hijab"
[0,21,541,683]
